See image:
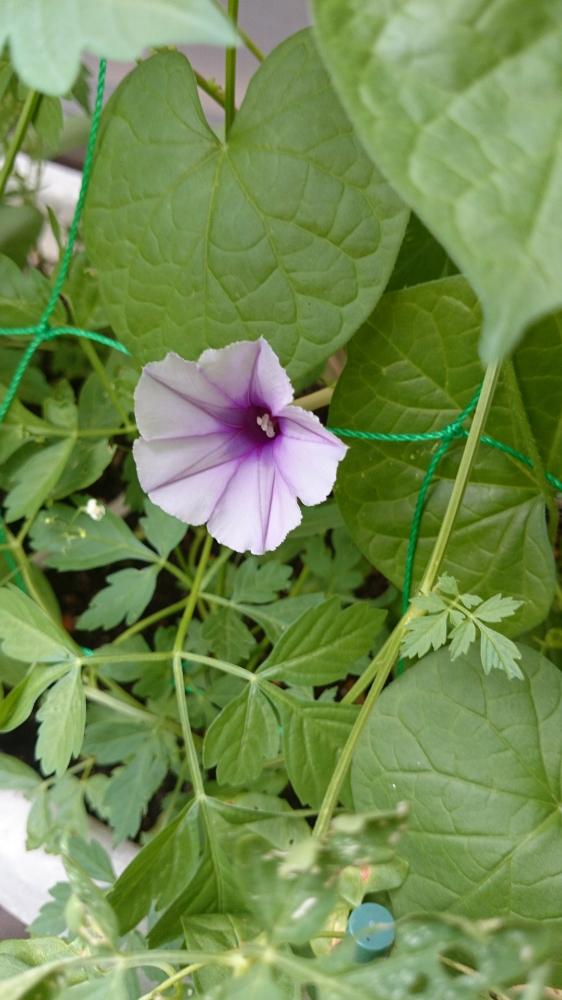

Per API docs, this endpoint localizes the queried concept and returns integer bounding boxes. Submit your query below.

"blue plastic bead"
[348,903,395,962]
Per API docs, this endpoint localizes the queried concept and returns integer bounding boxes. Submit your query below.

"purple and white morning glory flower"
[133,339,347,555]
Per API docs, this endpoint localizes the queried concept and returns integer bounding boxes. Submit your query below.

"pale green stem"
[114,596,190,645]
[194,70,225,107]
[0,89,41,199]
[84,684,182,737]
[172,533,213,797]
[225,0,240,135]
[239,26,265,61]
[417,360,502,596]
[293,386,334,411]
[138,963,206,1000]
[314,361,503,834]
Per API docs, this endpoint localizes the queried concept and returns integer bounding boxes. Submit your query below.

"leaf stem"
[83,684,182,737]
[172,533,213,798]
[293,386,334,411]
[418,360,502,595]
[0,88,41,199]
[314,360,503,834]
[79,338,130,426]
[194,70,225,108]
[239,26,265,62]
[224,0,240,136]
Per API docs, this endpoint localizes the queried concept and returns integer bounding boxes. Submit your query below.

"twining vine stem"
[313,359,503,839]
[172,532,213,797]
[225,0,240,135]
[0,88,41,199]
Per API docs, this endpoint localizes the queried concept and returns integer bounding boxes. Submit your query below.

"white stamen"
[256,412,276,438]
[84,498,106,521]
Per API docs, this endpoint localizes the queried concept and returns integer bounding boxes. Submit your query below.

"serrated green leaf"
[258,598,385,684]
[314,0,562,361]
[4,437,75,522]
[352,644,562,926]
[66,835,115,883]
[275,696,358,807]
[51,439,115,500]
[77,565,159,630]
[401,612,449,660]
[0,0,239,95]
[85,34,407,378]
[231,559,292,605]
[234,593,325,643]
[182,913,260,997]
[478,623,523,680]
[0,664,69,732]
[473,594,524,624]
[449,617,476,660]
[458,593,482,610]
[109,801,200,933]
[0,752,40,791]
[330,277,558,633]
[140,499,186,559]
[203,687,280,786]
[0,253,64,328]
[29,883,72,938]
[36,667,86,776]
[148,817,243,945]
[410,593,446,613]
[103,736,168,842]
[0,587,80,663]
[30,504,156,569]
[202,607,256,665]
[83,719,151,764]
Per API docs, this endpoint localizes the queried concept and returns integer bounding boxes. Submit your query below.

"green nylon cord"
[0,58,560,631]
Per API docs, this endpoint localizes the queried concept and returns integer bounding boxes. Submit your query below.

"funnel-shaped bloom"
[133,339,346,555]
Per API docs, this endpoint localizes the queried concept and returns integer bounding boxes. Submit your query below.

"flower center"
[256,412,276,439]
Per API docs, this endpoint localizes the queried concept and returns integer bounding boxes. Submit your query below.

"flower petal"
[199,338,293,414]
[135,352,243,441]
[207,448,301,555]
[274,406,347,506]
[133,431,249,524]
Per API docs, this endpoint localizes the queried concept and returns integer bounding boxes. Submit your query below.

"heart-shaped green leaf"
[352,644,562,927]
[313,0,562,360]
[0,0,238,96]
[329,276,560,633]
[85,32,407,378]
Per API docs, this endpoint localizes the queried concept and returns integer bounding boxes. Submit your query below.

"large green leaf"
[0,587,80,663]
[0,0,238,96]
[330,277,559,633]
[352,644,562,926]
[258,597,385,684]
[0,253,64,327]
[313,0,562,361]
[85,33,407,378]
[30,504,156,569]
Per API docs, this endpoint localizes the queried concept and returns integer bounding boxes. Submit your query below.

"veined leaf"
[0,587,80,664]
[30,504,156,569]
[314,0,562,361]
[0,753,40,792]
[140,499,186,559]
[36,667,86,776]
[401,611,449,660]
[0,0,239,95]
[103,736,168,842]
[231,559,292,605]
[202,607,256,665]
[77,565,159,630]
[352,644,562,926]
[85,34,407,378]
[478,624,523,680]
[330,277,559,633]
[4,438,75,522]
[0,663,68,733]
[109,802,200,933]
[203,687,280,786]
[258,598,385,684]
